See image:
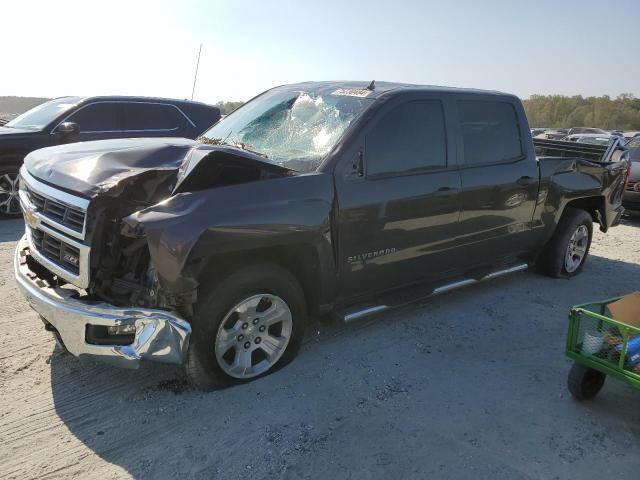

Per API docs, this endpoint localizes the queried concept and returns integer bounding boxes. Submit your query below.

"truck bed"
[533,138,621,163]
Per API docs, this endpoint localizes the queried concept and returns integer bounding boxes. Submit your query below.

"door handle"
[434,186,456,198]
[517,176,536,186]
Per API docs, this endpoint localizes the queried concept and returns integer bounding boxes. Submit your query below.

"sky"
[2,0,639,104]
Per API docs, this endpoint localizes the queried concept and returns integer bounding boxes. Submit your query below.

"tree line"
[215,101,245,115]
[523,94,640,130]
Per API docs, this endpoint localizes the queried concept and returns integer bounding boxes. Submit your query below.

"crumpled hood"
[24,137,198,197]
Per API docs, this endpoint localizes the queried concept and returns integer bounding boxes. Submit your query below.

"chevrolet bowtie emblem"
[23,208,38,228]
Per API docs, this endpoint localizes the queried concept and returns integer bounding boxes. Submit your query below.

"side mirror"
[55,122,80,136]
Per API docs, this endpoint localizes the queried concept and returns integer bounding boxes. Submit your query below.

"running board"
[342,263,528,323]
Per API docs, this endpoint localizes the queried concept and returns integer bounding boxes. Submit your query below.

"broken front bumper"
[14,236,191,369]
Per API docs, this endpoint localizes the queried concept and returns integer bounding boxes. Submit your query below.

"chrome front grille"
[30,226,81,275]
[19,167,91,288]
[26,187,86,233]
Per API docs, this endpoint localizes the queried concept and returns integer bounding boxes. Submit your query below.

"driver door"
[334,94,461,300]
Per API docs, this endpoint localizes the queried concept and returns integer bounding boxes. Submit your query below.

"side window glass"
[122,103,182,131]
[366,100,447,177]
[67,103,121,132]
[458,100,523,166]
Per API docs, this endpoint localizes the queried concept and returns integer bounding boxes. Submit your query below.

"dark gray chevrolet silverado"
[14,81,630,389]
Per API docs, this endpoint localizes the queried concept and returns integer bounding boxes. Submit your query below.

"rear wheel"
[0,165,21,218]
[567,363,606,400]
[185,264,307,390]
[537,208,593,278]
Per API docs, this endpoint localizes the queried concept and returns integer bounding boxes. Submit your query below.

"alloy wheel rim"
[214,293,293,379]
[0,173,20,215]
[565,225,588,273]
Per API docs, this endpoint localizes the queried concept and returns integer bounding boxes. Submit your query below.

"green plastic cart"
[566,297,640,400]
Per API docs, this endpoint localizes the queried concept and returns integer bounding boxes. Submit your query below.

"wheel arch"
[191,243,334,316]
[0,154,25,168]
[562,195,605,230]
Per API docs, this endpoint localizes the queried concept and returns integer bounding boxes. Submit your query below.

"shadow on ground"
[0,218,23,242]
[48,253,640,479]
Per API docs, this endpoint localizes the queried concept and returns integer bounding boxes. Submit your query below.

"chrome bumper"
[14,236,191,369]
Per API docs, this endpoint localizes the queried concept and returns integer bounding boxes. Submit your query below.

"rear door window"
[457,100,523,166]
[366,100,447,177]
[122,103,184,131]
[67,102,122,132]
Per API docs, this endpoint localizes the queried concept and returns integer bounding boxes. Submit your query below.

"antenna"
[191,44,202,101]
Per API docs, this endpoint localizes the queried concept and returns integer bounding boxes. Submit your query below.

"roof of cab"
[281,80,511,99]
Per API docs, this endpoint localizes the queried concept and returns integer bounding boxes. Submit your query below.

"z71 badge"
[347,248,397,264]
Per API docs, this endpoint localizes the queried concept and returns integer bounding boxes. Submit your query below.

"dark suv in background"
[0,96,221,217]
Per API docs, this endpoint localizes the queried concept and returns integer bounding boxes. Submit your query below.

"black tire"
[185,264,307,391]
[567,362,606,400]
[0,163,22,219]
[537,207,593,278]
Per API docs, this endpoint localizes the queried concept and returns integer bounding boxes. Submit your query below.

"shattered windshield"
[200,86,372,172]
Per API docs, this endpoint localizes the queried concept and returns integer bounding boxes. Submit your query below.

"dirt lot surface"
[1,217,639,479]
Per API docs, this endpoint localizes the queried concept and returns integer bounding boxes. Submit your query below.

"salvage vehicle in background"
[14,81,630,390]
[623,131,640,144]
[530,127,548,137]
[0,96,221,217]
[536,129,569,140]
[563,133,615,145]
[622,136,640,210]
[567,127,608,135]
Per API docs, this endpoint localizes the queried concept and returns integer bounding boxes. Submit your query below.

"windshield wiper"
[197,136,269,159]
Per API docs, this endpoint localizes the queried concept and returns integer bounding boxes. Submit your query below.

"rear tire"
[537,207,593,278]
[185,264,307,391]
[0,164,22,218]
[567,363,605,400]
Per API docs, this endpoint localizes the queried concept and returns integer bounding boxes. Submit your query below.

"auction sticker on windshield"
[332,88,372,98]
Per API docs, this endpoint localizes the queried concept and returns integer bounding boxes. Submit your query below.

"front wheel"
[0,165,22,218]
[185,264,307,390]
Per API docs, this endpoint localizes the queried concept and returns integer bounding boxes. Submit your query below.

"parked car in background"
[536,129,569,140]
[530,128,548,137]
[0,96,221,217]
[623,131,640,144]
[567,127,608,135]
[623,135,640,210]
[563,133,614,145]
[14,81,629,390]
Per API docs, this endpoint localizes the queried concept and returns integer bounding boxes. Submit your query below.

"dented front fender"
[122,173,337,302]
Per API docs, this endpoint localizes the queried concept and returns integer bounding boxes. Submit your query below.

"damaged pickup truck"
[15,81,630,390]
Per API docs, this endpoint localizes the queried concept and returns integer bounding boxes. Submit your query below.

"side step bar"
[342,263,528,323]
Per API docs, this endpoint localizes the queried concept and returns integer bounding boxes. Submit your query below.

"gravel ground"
[1,216,639,480]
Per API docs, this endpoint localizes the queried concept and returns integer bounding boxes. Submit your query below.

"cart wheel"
[567,363,606,400]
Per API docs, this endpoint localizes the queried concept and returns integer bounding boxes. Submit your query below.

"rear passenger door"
[335,95,461,298]
[454,97,538,265]
[121,102,189,138]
